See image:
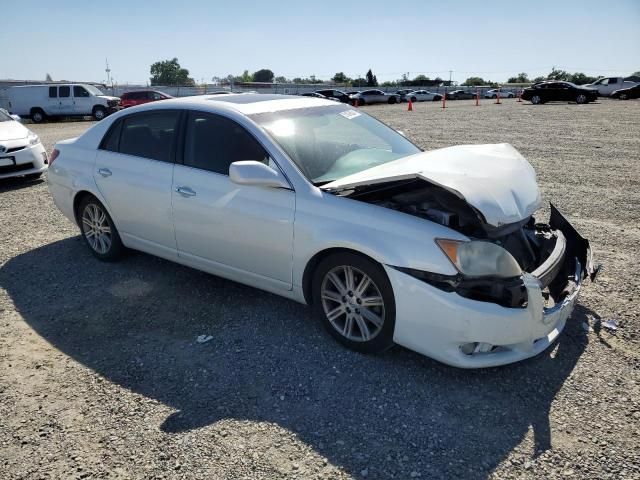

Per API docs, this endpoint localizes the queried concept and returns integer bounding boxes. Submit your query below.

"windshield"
[84,84,105,96]
[250,105,421,184]
[0,109,12,122]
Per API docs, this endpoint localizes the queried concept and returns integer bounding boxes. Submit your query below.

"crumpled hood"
[323,143,543,227]
[0,120,29,141]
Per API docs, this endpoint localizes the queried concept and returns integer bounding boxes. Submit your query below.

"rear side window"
[101,119,123,152]
[116,111,180,162]
[59,86,70,98]
[184,111,268,175]
[49,87,57,98]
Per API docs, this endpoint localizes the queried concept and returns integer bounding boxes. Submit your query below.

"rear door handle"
[175,186,196,197]
[98,168,112,177]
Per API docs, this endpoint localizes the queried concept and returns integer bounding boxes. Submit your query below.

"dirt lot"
[1,98,639,480]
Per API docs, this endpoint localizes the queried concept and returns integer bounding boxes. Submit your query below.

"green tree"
[568,72,597,85]
[507,72,530,83]
[546,67,570,81]
[150,58,194,86]
[533,76,545,83]
[411,74,431,86]
[332,72,351,84]
[352,77,368,87]
[253,69,274,83]
[366,69,378,87]
[274,76,288,83]
[464,77,486,86]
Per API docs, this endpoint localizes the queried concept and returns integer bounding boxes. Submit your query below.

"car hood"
[323,143,543,227]
[0,120,29,141]
[98,95,120,101]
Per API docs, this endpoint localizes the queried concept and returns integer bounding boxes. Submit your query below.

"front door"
[171,110,295,289]
[93,109,180,258]
[73,85,93,115]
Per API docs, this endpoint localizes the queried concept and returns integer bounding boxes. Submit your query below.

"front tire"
[619,93,628,100]
[312,252,396,354]
[31,109,45,123]
[410,96,417,103]
[576,94,587,104]
[93,106,107,121]
[531,95,542,105]
[388,97,397,104]
[77,195,124,261]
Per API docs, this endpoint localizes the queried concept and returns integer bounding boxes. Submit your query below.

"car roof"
[125,93,337,115]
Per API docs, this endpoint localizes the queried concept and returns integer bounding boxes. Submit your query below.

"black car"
[395,89,413,102]
[445,90,476,100]
[610,84,640,100]
[315,89,351,103]
[521,81,598,104]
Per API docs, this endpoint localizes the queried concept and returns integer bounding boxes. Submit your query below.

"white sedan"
[406,90,443,102]
[484,89,515,99]
[0,108,48,180]
[47,94,597,368]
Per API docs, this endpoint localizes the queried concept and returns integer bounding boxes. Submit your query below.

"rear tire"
[77,195,124,262]
[410,96,417,103]
[576,94,587,104]
[531,95,542,105]
[619,93,628,100]
[312,252,396,354]
[388,97,396,104]
[31,109,45,123]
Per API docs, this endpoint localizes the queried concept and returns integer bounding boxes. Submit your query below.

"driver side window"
[184,111,269,175]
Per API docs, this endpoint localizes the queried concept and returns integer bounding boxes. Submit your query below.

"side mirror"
[229,161,290,189]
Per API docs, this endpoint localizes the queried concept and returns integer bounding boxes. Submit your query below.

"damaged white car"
[47,94,598,368]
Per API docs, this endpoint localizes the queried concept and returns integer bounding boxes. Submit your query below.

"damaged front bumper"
[388,204,598,368]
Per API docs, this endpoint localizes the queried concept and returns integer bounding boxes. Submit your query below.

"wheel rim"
[577,95,586,103]
[532,95,540,104]
[321,265,385,342]
[81,203,112,254]
[95,109,105,119]
[620,93,627,100]
[33,112,42,121]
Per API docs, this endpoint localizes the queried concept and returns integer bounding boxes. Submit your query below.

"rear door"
[73,85,93,115]
[94,109,181,258]
[171,110,295,289]
[57,86,74,114]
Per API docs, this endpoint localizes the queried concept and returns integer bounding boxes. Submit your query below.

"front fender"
[292,192,465,287]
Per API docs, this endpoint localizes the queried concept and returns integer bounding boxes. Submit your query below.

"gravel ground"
[1,98,639,480]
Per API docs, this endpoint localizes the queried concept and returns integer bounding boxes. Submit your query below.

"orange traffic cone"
[407,99,413,111]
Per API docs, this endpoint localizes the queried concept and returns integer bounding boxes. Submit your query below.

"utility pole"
[449,70,452,85]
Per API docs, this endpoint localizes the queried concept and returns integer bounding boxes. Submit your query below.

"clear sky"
[2,0,639,85]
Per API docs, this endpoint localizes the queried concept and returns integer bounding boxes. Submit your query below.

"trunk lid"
[323,143,542,227]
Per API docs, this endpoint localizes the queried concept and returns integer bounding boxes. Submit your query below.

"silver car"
[350,90,401,106]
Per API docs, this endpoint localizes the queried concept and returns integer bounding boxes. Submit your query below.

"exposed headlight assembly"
[436,239,522,278]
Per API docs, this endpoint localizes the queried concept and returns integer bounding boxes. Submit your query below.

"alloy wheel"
[531,95,541,104]
[576,94,587,104]
[81,203,112,254]
[320,265,385,342]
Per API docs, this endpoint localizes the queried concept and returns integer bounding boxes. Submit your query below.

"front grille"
[6,145,26,154]
[0,162,33,174]
[107,99,120,107]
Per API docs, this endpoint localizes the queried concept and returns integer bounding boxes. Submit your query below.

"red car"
[119,90,172,108]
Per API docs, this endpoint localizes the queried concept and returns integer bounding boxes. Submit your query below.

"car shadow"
[0,175,44,193]
[0,237,593,479]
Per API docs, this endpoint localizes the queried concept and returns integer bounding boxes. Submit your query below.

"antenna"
[105,59,111,85]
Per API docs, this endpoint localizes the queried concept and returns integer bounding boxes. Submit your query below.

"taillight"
[49,148,60,165]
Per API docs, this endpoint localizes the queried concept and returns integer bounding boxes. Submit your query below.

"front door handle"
[175,186,196,197]
[98,168,112,177]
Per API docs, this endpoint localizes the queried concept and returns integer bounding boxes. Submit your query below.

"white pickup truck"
[583,77,638,96]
